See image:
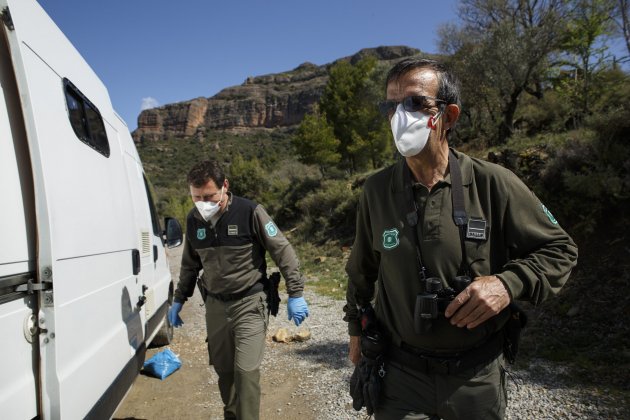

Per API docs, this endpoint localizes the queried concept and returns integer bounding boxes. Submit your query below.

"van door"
[0,16,38,419]
[2,0,149,418]
[142,174,174,343]
[118,118,175,343]
[119,142,162,335]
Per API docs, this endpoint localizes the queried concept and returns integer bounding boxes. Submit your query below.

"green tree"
[613,0,630,58]
[440,29,503,144]
[319,56,391,172]
[292,107,341,174]
[439,0,567,144]
[228,154,270,204]
[557,0,617,124]
[161,195,191,232]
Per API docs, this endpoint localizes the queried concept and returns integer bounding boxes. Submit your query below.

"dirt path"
[113,245,351,420]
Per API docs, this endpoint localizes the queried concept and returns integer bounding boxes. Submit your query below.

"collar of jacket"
[391,148,473,194]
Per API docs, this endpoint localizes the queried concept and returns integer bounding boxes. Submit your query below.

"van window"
[63,78,110,157]
[143,175,162,237]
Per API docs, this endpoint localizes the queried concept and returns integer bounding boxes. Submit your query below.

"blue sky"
[37,0,460,130]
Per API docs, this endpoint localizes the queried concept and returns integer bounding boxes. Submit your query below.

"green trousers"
[375,355,507,420]
[205,291,269,420]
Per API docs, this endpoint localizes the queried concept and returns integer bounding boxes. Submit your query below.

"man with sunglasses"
[168,159,309,420]
[344,58,577,419]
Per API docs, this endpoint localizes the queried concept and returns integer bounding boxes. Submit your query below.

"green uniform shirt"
[345,149,578,353]
[175,193,305,303]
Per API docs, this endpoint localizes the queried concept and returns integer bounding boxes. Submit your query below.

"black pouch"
[349,356,384,416]
[503,303,528,364]
[350,304,387,415]
[266,272,281,317]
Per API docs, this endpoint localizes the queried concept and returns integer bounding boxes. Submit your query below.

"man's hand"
[287,296,309,326]
[168,302,184,328]
[349,335,361,365]
[444,275,510,329]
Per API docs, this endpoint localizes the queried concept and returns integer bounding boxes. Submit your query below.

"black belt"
[388,333,504,375]
[207,281,264,302]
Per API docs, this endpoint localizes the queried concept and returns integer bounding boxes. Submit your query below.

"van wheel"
[151,303,173,346]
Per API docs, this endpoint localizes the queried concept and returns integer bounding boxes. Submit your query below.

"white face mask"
[194,187,224,221]
[390,104,434,157]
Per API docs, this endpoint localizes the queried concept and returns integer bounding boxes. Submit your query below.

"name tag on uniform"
[466,217,487,240]
[227,225,238,236]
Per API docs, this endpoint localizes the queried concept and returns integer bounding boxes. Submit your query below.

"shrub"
[537,102,630,235]
[295,179,359,243]
[515,91,573,135]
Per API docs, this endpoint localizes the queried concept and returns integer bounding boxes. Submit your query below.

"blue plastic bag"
[142,348,182,380]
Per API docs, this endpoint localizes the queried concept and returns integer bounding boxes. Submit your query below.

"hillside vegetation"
[137,0,630,399]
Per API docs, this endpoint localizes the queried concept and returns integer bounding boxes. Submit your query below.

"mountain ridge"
[131,46,421,142]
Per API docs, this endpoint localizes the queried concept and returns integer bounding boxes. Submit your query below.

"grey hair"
[386,57,461,108]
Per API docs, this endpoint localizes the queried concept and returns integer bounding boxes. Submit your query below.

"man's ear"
[444,104,460,128]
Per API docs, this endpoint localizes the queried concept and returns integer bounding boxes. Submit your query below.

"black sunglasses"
[378,95,446,117]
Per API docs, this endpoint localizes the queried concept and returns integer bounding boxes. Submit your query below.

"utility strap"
[403,163,428,281]
[403,150,472,282]
[448,150,472,277]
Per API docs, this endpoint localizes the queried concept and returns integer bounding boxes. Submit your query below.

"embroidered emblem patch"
[197,228,206,240]
[228,225,238,236]
[382,228,399,250]
[265,221,278,237]
[541,204,558,225]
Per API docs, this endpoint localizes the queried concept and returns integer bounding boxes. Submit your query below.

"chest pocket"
[217,215,253,246]
[414,186,446,241]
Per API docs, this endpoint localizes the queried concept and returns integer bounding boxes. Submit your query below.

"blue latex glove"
[287,296,309,326]
[168,302,184,328]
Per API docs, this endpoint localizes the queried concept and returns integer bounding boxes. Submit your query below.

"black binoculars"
[414,276,471,334]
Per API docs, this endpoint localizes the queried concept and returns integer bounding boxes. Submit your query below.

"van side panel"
[0,299,38,419]
[52,256,141,418]
[0,14,38,420]
[14,37,143,420]
[16,51,138,261]
[2,0,167,418]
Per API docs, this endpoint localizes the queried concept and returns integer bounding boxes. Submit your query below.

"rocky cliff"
[132,46,420,142]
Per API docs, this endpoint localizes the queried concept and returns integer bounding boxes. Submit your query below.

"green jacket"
[345,149,578,353]
[175,193,305,303]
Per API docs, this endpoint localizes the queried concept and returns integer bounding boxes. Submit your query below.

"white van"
[0,0,183,418]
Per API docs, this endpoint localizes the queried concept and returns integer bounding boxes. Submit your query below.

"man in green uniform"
[345,58,578,419]
[168,160,309,420]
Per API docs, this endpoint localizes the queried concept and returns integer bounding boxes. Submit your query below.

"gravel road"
[114,246,626,420]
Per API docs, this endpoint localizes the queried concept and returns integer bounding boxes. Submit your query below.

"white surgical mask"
[390,104,436,157]
[195,187,224,221]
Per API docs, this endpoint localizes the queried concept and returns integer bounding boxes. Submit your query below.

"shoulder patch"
[382,228,400,250]
[197,228,207,240]
[541,204,558,225]
[264,221,278,237]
